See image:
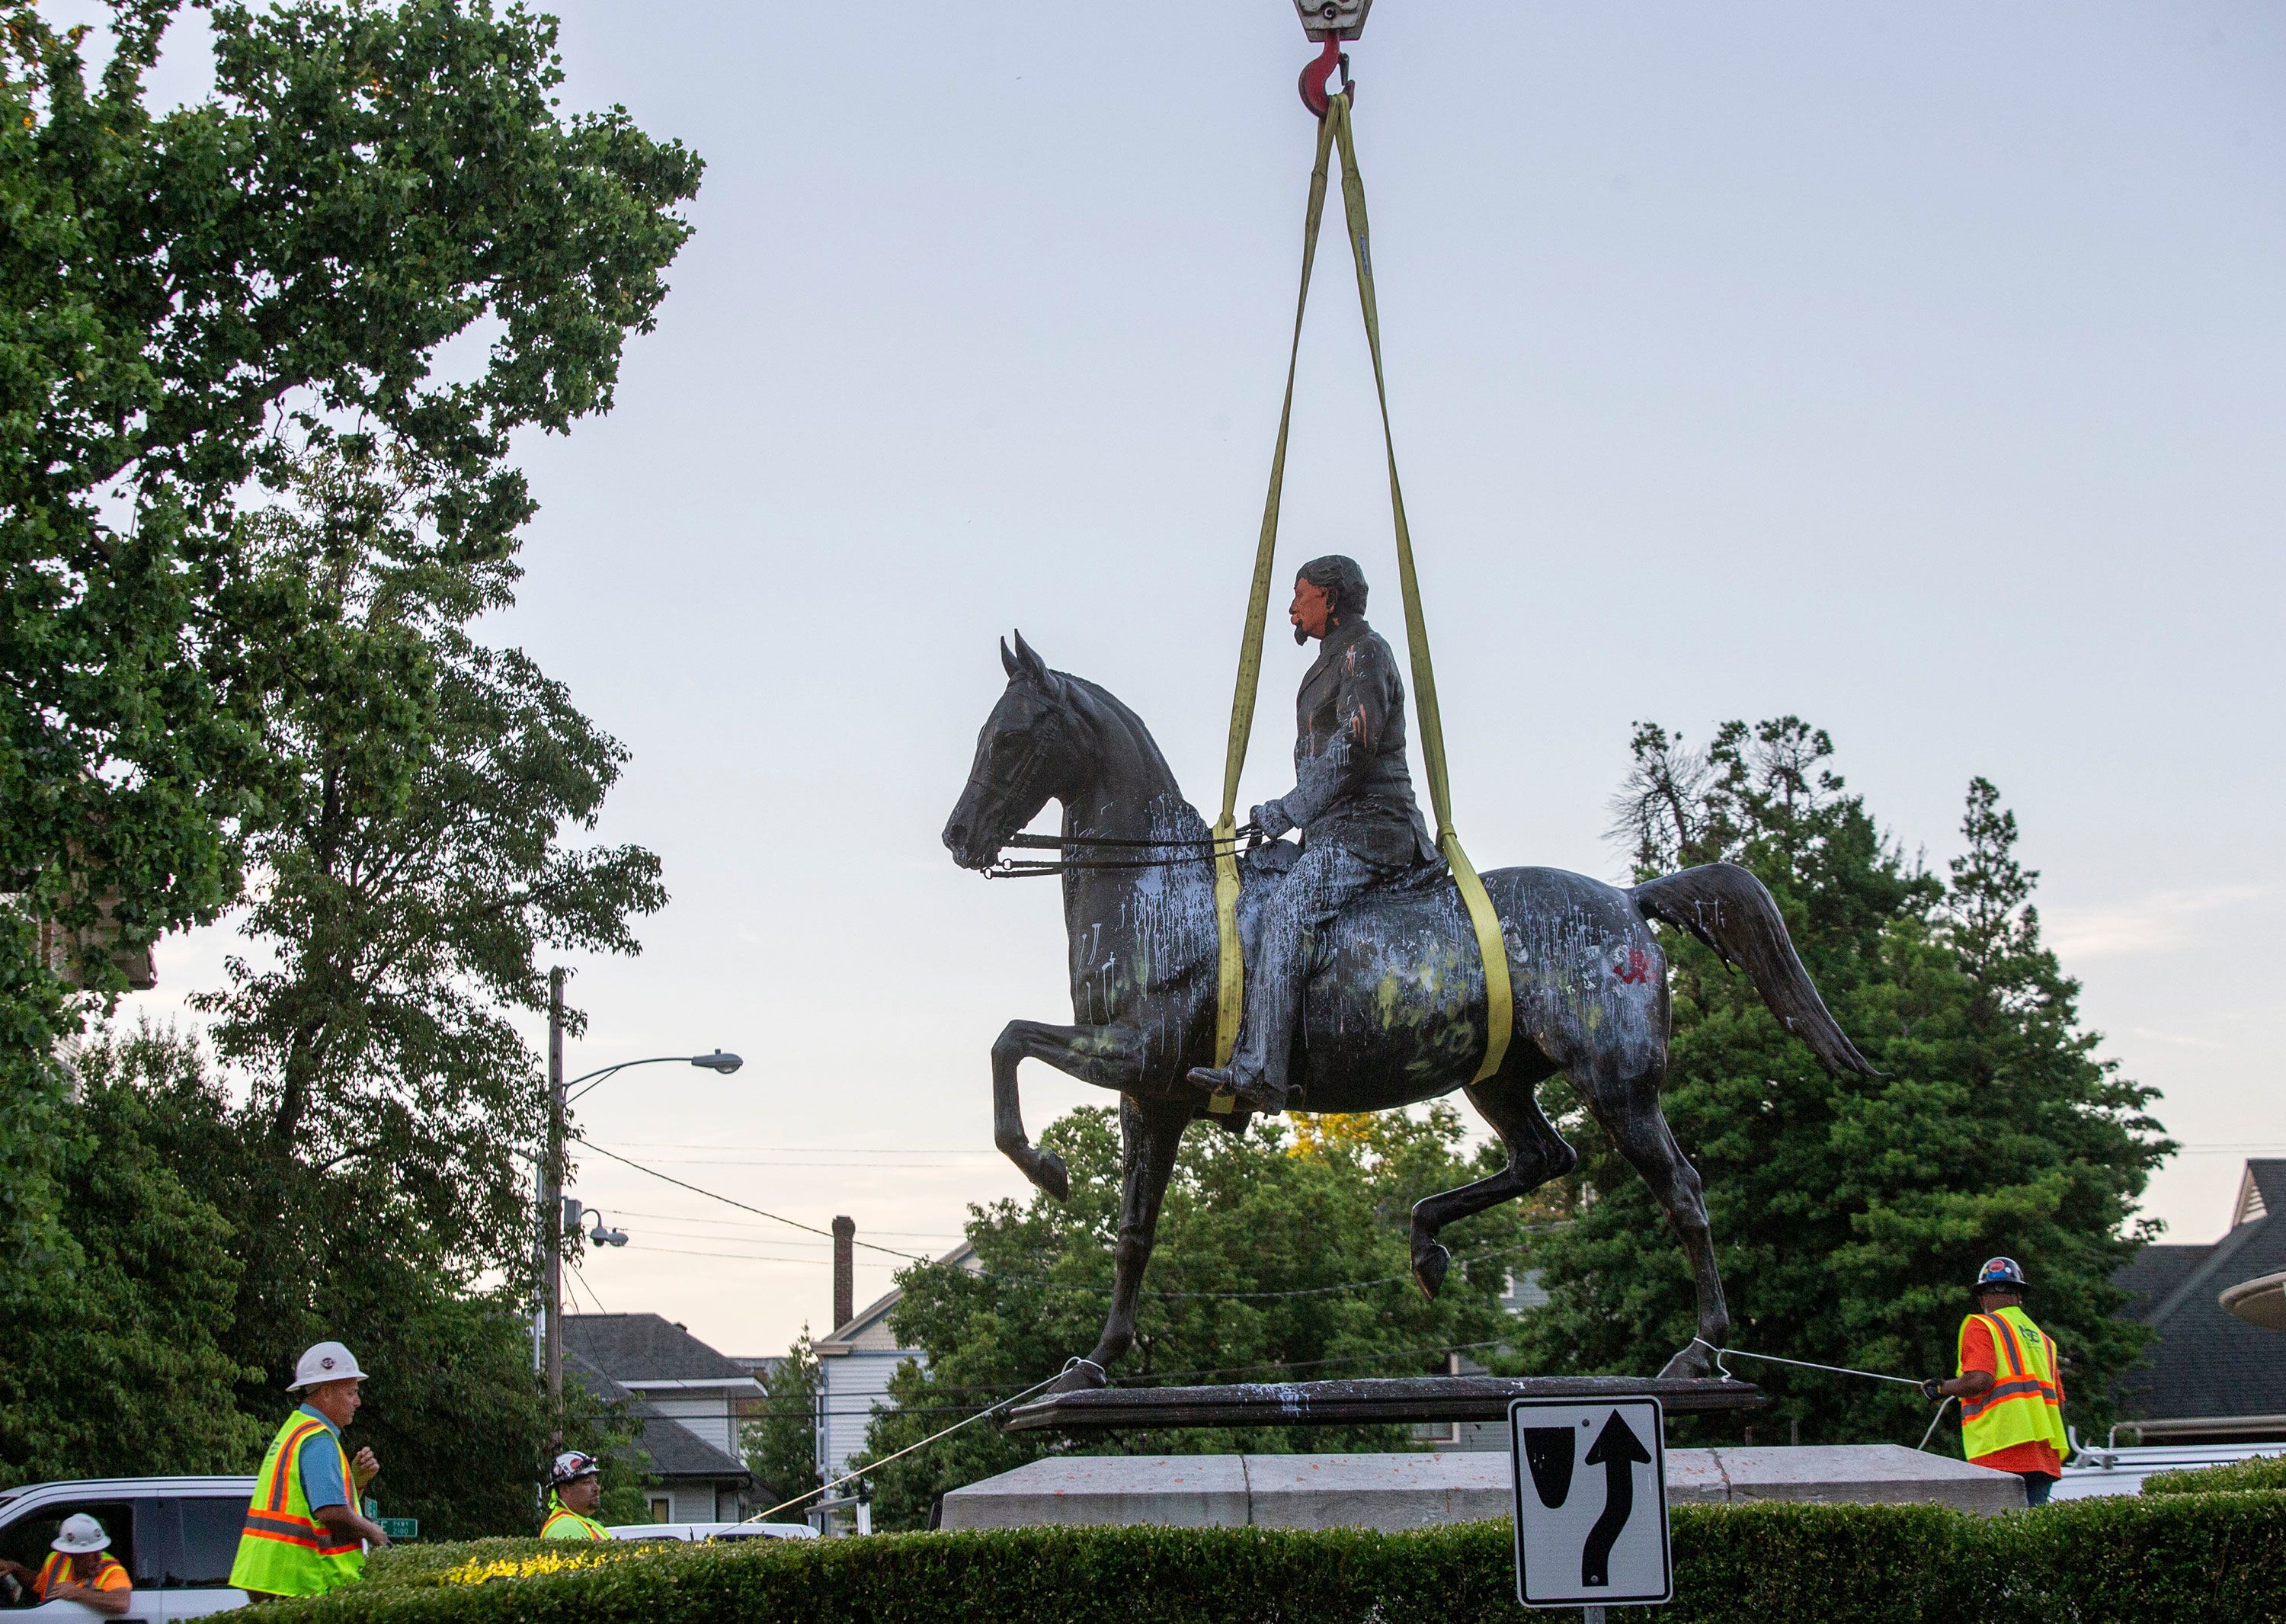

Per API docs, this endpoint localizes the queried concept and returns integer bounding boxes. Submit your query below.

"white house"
[814,1241,976,1485]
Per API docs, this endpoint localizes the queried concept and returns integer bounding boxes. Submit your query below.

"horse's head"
[943,632,1087,870]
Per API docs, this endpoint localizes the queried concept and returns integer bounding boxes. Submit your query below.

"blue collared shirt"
[294,1405,350,1512]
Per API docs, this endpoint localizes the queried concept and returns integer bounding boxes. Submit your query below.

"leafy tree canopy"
[2,0,698,969]
[1508,719,2171,1449]
[190,441,664,1275]
[855,1105,1561,1530]
[59,1023,636,1540]
[0,0,699,1302]
[0,1030,264,1484]
[744,1331,822,1520]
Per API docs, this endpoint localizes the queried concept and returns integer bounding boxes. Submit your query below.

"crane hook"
[1298,35,1351,119]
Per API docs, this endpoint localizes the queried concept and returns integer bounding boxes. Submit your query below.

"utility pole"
[544,966,567,1449]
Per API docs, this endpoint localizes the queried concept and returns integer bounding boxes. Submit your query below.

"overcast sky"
[126,2,2286,1360]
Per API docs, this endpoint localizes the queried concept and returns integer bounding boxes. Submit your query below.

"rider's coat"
[1282,616,1438,870]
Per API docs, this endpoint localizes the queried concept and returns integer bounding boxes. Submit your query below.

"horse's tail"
[1629,862,1878,1078]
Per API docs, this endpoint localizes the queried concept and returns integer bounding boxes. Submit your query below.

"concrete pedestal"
[938,1444,2024,1532]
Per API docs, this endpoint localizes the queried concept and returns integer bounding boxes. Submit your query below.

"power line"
[602,1158,973,1171]
[622,1244,853,1266]
[565,1257,609,1316]
[570,1134,933,1261]
[579,1135,1543,1302]
[606,1142,999,1158]
[613,1208,962,1241]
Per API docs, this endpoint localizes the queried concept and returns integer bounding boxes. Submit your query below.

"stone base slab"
[1003,1375,1763,1433]
[939,1444,2025,1532]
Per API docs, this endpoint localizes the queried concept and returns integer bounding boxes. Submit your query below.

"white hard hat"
[52,1515,109,1554]
[288,1341,369,1390]
[551,1450,602,1486]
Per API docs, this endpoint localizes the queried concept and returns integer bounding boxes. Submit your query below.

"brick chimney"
[832,1216,855,1331]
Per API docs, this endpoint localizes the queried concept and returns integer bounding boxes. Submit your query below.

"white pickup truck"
[0,1477,258,1622]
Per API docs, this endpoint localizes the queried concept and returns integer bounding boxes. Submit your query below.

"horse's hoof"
[1411,1243,1450,1300]
[1029,1151,1070,1204]
[1656,1342,1711,1379]
[1044,1356,1111,1395]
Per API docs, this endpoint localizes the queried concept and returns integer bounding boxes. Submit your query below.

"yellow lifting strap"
[1210,91,1513,1105]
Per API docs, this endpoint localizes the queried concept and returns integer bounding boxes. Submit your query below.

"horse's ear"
[1011,629,1051,686]
[1001,636,1020,680]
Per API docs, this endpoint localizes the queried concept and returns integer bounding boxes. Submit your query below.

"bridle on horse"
[985,826,1262,880]
[968,693,1263,879]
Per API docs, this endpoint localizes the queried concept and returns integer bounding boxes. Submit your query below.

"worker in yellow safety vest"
[1923,1257,2070,1506]
[229,1341,392,1599]
[541,1452,616,1539]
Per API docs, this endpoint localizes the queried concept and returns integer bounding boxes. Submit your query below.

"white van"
[0,1478,258,1622]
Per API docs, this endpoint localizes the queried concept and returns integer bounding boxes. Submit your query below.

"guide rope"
[1209,87,1513,1106]
[1693,1338,1959,1453]
[1693,1339,1924,1389]
[741,1360,1091,1524]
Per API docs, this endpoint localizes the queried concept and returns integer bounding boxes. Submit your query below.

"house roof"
[562,1313,756,1383]
[563,1350,750,1485]
[2116,1160,2286,1424]
[622,1405,750,1481]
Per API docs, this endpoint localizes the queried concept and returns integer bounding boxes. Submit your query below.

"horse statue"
[943,633,1873,1389]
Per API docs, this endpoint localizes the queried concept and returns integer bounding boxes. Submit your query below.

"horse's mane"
[1052,671,1205,831]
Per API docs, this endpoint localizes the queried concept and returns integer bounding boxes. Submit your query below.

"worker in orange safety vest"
[1923,1256,2070,1506]
[0,1514,133,1614]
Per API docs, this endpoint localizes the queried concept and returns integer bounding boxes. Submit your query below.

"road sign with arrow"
[1510,1396,1672,1609]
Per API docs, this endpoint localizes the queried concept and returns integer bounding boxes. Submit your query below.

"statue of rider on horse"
[943,568,1874,1390]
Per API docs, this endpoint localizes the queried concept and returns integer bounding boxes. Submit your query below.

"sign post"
[1510,1396,1672,1612]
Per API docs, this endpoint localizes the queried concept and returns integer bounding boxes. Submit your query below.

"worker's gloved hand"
[1251,799,1295,841]
[1919,1378,1947,1403]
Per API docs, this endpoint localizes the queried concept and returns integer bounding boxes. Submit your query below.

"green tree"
[1510,719,2170,1449]
[72,1023,561,1539]
[854,1106,1553,1530]
[0,1030,265,1485]
[0,0,700,1283]
[190,441,664,1276]
[744,1332,822,1517]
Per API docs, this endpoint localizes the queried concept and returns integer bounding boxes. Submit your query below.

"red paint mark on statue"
[1614,947,1650,985]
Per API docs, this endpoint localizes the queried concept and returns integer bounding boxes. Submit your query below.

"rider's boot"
[1186,1062,1288,1115]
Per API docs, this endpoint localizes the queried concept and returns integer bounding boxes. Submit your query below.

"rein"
[986,827,1260,881]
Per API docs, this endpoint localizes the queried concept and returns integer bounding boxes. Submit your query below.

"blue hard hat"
[1974,1256,2027,1292]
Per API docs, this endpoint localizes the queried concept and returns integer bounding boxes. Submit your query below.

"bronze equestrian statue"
[942,576,1873,1391]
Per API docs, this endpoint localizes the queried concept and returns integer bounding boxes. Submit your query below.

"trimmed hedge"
[296,1494,2286,1624]
[2144,1453,2286,1496]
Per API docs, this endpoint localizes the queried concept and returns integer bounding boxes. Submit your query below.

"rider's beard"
[1294,623,1309,646]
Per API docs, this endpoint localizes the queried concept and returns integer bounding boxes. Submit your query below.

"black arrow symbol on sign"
[1580,1410,1652,1587]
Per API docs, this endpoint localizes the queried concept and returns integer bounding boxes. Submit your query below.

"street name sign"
[1510,1396,1671,1610]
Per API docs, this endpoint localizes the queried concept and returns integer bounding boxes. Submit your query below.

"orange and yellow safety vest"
[34,1552,130,1600]
[1958,1305,2069,1464]
[540,1495,611,1540]
[228,1411,366,1596]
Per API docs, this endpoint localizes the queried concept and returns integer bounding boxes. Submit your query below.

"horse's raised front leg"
[1408,1060,1574,1299]
[991,1018,1148,1204]
[1049,1092,1190,1393]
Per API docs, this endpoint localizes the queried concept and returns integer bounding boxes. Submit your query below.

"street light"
[537,968,746,1443]
[565,1048,744,1104]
